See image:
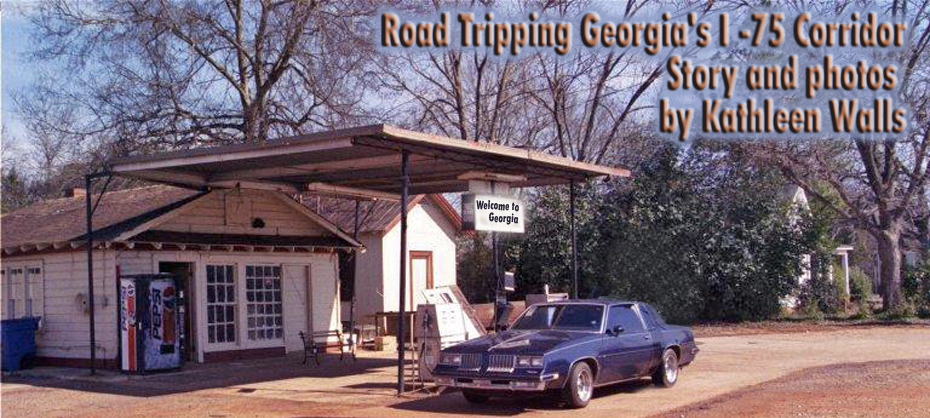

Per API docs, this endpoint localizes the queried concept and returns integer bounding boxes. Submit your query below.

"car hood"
[449,329,600,355]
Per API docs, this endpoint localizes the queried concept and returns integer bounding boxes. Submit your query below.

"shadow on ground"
[3,352,394,398]
[388,379,655,416]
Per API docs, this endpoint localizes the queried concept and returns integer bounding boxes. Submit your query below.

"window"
[245,265,283,341]
[2,268,11,319]
[25,267,43,317]
[639,307,656,330]
[510,304,604,332]
[640,304,665,329]
[553,305,603,331]
[648,304,668,326]
[607,305,645,334]
[10,268,24,318]
[511,305,560,330]
[206,265,237,344]
[3,264,43,319]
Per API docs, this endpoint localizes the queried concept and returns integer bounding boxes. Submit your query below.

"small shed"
[308,194,462,321]
[0,186,361,367]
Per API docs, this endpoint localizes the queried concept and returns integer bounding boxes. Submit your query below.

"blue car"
[432,300,699,408]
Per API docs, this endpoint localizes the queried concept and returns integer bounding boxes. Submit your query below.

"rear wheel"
[652,348,679,387]
[462,389,490,404]
[562,362,593,408]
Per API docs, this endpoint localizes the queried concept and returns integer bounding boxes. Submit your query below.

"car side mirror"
[609,325,624,336]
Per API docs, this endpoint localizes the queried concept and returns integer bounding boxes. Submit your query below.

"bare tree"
[374,0,542,146]
[525,0,711,164]
[751,0,930,310]
[17,0,375,158]
[1,128,35,212]
[379,48,544,146]
[529,51,661,163]
[377,0,675,163]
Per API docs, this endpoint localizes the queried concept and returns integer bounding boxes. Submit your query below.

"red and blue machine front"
[120,274,181,372]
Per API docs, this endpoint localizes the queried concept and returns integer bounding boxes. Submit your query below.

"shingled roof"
[1,186,203,251]
[1,185,456,254]
[306,194,461,235]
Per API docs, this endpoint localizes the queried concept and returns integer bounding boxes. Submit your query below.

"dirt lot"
[2,324,929,418]
[651,359,930,418]
[691,319,930,338]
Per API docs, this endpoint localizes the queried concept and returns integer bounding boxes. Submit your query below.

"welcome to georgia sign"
[461,193,524,233]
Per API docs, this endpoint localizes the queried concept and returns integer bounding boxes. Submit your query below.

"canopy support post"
[397,151,409,395]
[570,181,578,299]
[348,200,360,353]
[491,231,501,331]
[85,171,113,375]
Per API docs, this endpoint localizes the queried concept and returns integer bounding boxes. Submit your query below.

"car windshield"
[510,304,604,331]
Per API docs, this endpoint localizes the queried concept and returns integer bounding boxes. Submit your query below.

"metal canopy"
[93,124,630,391]
[107,124,630,196]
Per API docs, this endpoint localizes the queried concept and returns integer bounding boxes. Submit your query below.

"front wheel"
[562,362,594,408]
[461,389,490,404]
[652,348,679,387]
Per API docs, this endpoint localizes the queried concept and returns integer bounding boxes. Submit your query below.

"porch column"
[397,151,409,395]
[570,181,578,299]
[843,251,851,300]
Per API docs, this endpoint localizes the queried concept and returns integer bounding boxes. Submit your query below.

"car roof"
[530,299,639,307]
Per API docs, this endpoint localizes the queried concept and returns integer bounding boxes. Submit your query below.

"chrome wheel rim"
[576,368,593,402]
[664,351,679,383]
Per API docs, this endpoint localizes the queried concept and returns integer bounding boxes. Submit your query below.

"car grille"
[486,355,515,373]
[460,354,482,371]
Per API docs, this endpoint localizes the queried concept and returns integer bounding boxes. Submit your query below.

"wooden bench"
[299,330,356,365]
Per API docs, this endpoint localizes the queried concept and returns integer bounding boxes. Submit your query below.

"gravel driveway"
[2,325,929,418]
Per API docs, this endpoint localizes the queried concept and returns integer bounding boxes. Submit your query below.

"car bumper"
[433,372,560,392]
[681,341,699,366]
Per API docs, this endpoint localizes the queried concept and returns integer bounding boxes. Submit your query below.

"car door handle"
[643,335,651,340]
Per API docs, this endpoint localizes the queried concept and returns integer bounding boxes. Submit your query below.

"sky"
[2,2,37,153]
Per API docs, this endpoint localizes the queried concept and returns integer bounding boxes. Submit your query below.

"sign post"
[461,192,525,331]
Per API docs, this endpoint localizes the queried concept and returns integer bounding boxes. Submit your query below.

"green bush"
[876,300,918,320]
[503,146,817,324]
[833,262,849,301]
[851,296,873,319]
[902,263,930,319]
[788,295,824,320]
[848,267,872,301]
[845,267,874,318]
[797,253,842,315]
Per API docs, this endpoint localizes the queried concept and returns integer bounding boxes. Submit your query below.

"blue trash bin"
[1,317,41,371]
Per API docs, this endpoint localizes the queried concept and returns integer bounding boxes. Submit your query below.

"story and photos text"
[378,5,913,143]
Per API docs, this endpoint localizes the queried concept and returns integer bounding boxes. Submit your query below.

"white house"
[308,195,461,323]
[783,185,854,301]
[0,185,361,367]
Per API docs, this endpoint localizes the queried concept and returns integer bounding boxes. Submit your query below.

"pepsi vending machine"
[120,274,181,372]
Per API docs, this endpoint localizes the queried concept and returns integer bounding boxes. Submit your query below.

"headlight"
[516,356,544,368]
[439,353,462,366]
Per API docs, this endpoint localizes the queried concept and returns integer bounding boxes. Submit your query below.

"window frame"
[508,303,607,333]
[244,264,284,342]
[606,304,648,334]
[205,264,238,347]
[2,261,44,320]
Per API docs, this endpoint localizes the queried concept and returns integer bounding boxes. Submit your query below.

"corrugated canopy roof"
[107,125,630,196]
